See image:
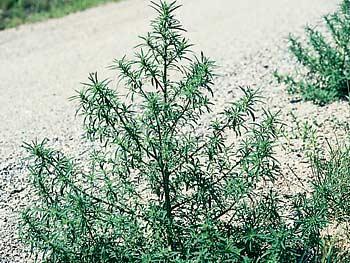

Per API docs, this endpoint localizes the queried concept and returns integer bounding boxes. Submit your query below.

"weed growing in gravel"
[275,0,350,105]
[301,138,350,261]
[20,1,350,262]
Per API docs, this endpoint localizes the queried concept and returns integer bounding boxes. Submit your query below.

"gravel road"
[0,0,347,261]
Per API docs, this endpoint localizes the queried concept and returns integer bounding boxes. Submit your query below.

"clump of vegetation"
[300,139,350,261]
[311,141,350,226]
[0,0,119,30]
[275,0,350,105]
[20,1,350,262]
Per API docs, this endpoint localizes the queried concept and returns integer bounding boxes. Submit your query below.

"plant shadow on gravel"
[275,0,350,105]
[20,1,350,262]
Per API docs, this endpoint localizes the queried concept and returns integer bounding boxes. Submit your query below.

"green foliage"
[0,0,119,30]
[311,141,350,225]
[297,139,350,262]
[275,0,350,105]
[20,1,350,262]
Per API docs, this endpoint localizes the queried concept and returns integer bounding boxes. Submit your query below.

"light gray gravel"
[0,0,347,262]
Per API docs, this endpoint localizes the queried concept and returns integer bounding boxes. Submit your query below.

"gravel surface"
[0,0,348,261]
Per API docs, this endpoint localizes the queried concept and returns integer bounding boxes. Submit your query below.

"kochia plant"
[19,1,349,262]
[275,0,350,105]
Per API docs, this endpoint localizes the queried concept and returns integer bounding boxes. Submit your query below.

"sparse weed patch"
[305,138,350,261]
[20,1,350,262]
[275,0,350,105]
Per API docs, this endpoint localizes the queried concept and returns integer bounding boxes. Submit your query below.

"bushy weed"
[275,0,350,105]
[20,1,350,262]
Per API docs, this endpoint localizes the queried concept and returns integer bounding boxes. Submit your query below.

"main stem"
[160,40,174,249]
[163,39,168,103]
[163,168,174,249]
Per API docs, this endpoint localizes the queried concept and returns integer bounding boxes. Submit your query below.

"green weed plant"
[275,0,350,105]
[20,1,350,262]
